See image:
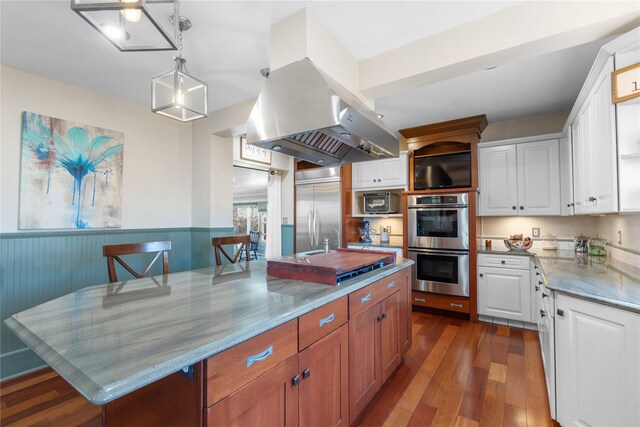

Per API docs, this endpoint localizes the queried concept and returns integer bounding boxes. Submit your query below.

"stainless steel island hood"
[246,58,400,166]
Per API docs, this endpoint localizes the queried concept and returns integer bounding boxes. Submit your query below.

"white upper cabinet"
[559,136,574,216]
[479,139,561,216]
[352,152,407,190]
[570,57,618,214]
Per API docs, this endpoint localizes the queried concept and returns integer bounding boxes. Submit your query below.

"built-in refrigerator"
[295,167,341,253]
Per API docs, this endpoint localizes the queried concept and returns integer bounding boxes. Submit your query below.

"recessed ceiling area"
[0,1,626,131]
[376,37,611,131]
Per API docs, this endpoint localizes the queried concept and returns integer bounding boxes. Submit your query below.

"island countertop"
[5,257,413,405]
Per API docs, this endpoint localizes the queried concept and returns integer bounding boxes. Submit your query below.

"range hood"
[246,58,400,166]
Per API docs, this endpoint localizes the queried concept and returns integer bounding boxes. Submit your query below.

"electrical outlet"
[618,230,622,245]
[532,227,540,238]
[282,217,288,225]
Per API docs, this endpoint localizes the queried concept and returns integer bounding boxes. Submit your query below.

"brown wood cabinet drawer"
[206,320,298,407]
[298,297,348,351]
[412,292,469,313]
[349,272,401,318]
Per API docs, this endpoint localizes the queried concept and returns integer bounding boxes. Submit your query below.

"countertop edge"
[6,261,414,404]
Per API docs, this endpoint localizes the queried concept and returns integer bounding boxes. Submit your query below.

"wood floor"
[0,311,552,427]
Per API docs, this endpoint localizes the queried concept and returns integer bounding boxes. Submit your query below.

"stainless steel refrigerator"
[295,167,342,253]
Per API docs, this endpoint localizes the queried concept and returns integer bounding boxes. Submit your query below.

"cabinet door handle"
[512,206,516,210]
[542,293,548,298]
[302,368,311,379]
[501,260,506,264]
[381,313,387,320]
[450,303,463,308]
[246,345,273,368]
[557,309,564,317]
[387,281,396,289]
[519,206,524,210]
[479,273,484,278]
[415,297,426,302]
[589,196,596,202]
[535,285,540,291]
[540,309,546,318]
[319,313,335,327]
[292,375,300,386]
[361,293,372,304]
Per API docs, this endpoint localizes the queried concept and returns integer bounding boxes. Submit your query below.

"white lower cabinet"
[477,254,532,323]
[555,293,640,427]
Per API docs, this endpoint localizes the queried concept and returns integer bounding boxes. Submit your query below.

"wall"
[598,214,640,252]
[480,216,599,240]
[0,65,193,232]
[480,111,569,143]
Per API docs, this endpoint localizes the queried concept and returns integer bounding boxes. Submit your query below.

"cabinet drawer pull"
[542,293,548,299]
[302,368,311,379]
[415,297,426,302]
[540,309,546,318]
[535,285,540,291]
[501,260,506,264]
[387,281,396,289]
[361,293,372,304]
[292,375,300,386]
[450,303,463,308]
[319,313,335,327]
[246,345,273,368]
[557,309,564,317]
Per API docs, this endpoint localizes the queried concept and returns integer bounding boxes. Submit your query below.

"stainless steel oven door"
[407,249,469,297]
[407,205,469,250]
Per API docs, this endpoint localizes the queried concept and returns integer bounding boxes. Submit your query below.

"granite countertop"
[5,257,413,405]
[478,245,639,313]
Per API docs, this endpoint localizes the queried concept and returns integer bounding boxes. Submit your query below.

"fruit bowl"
[504,238,533,251]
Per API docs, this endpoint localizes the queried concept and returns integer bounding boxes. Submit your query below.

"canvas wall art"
[19,112,124,229]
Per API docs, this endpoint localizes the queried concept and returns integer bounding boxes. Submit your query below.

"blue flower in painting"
[53,127,123,228]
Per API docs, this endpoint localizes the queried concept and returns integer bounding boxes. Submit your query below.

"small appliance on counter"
[574,234,590,253]
[542,233,558,250]
[359,220,376,243]
[363,192,399,214]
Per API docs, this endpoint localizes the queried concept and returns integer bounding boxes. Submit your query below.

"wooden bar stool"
[102,241,171,283]
[212,236,250,266]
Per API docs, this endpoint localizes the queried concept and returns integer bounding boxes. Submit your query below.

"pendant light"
[151,16,208,122]
[71,0,180,51]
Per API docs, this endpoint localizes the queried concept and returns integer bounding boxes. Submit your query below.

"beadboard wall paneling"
[281,224,294,256]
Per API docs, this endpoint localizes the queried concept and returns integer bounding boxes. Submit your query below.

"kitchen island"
[5,256,413,426]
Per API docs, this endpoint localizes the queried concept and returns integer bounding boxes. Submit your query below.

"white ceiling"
[0,1,612,131]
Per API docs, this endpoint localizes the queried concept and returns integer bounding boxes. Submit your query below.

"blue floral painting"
[19,112,124,229]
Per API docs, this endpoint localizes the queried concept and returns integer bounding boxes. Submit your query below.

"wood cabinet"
[206,356,299,427]
[555,293,640,427]
[298,324,349,427]
[477,254,532,323]
[349,286,402,423]
[352,152,408,190]
[571,56,618,214]
[478,139,560,216]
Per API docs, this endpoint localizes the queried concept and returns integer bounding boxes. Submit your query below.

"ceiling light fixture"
[151,16,207,122]
[71,0,180,51]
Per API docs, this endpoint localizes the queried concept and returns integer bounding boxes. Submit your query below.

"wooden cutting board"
[267,248,396,286]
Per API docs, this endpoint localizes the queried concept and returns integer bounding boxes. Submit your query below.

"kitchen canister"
[588,236,607,257]
[574,234,589,253]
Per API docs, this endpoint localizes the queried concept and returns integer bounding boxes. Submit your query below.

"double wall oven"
[407,193,470,297]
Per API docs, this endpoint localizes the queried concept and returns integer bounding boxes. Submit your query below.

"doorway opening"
[232,166,268,260]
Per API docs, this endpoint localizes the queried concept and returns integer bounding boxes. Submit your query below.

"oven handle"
[408,205,468,210]
[407,248,469,256]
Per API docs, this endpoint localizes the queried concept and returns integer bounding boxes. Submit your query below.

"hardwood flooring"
[0,311,552,427]
[356,311,553,427]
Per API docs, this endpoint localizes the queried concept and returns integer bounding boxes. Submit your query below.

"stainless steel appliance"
[363,192,399,214]
[407,193,469,250]
[246,58,400,166]
[407,193,470,297]
[295,167,341,253]
[407,249,470,297]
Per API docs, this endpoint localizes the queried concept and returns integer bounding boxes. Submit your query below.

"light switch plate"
[532,227,540,238]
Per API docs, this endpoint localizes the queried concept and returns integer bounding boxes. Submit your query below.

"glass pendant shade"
[152,57,208,122]
[71,0,179,51]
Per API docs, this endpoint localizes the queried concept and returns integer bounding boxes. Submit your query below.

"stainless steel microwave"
[363,192,399,214]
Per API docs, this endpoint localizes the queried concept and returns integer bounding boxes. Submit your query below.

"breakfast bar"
[5,256,413,426]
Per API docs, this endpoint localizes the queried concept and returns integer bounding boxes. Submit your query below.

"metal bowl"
[504,239,533,251]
